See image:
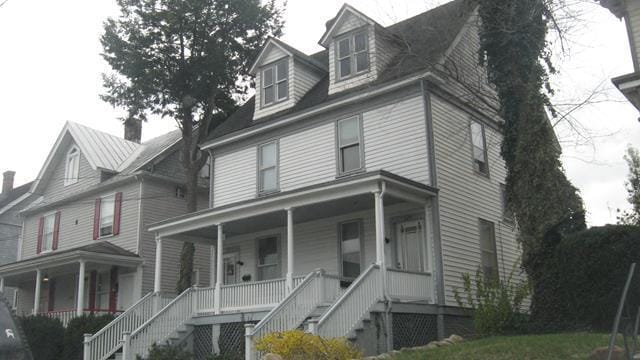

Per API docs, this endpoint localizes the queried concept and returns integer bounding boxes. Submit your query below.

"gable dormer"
[320,4,398,95]
[250,38,326,121]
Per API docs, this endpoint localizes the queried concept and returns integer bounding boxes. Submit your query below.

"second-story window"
[262,60,288,106]
[42,214,56,252]
[471,120,489,175]
[93,192,122,240]
[100,195,115,237]
[258,141,279,193]
[64,147,80,186]
[337,116,363,174]
[336,31,369,80]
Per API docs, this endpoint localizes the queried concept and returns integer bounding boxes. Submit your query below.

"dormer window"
[262,60,289,106]
[336,31,369,80]
[64,146,80,186]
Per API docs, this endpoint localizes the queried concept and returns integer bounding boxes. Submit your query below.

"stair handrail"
[84,291,170,360]
[316,264,382,338]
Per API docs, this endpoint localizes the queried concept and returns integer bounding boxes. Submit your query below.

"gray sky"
[0,0,637,226]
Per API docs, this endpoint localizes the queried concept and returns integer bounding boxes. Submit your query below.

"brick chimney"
[2,171,15,195]
[124,118,142,143]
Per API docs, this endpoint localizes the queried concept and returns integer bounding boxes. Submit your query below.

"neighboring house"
[0,171,36,306]
[599,0,640,113]
[86,1,524,360]
[0,121,209,326]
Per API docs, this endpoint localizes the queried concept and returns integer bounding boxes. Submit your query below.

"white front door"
[223,253,240,285]
[117,273,135,310]
[395,219,427,272]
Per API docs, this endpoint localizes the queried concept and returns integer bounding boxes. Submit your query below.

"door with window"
[395,219,427,272]
[339,221,363,279]
[223,252,240,285]
[257,236,280,281]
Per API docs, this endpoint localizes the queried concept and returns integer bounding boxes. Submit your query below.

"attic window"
[336,31,369,80]
[64,146,80,186]
[262,60,288,106]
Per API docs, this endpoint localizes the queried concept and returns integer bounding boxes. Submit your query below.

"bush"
[531,225,640,331]
[453,266,530,336]
[137,343,192,360]
[62,314,115,360]
[19,315,64,360]
[255,330,362,360]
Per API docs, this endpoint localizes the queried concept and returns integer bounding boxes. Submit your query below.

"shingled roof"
[0,181,33,214]
[205,0,473,142]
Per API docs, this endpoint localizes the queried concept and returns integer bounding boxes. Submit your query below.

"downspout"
[421,79,446,340]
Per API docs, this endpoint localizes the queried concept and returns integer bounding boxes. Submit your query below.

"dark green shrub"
[62,314,115,360]
[531,225,640,331]
[19,315,64,360]
[137,343,192,360]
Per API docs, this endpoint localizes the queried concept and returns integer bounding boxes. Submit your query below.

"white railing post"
[245,323,255,360]
[307,319,318,335]
[286,207,294,294]
[214,224,224,314]
[122,331,131,360]
[318,269,325,302]
[82,333,91,360]
[77,261,86,316]
[154,235,163,293]
[192,287,199,315]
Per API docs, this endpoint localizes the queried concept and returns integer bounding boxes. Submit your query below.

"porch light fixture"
[42,274,49,282]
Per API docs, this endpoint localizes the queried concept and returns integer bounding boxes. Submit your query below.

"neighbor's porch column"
[209,245,217,288]
[214,224,224,314]
[33,269,42,315]
[154,235,163,293]
[77,260,86,316]
[286,208,295,294]
[374,190,386,269]
[0,276,5,293]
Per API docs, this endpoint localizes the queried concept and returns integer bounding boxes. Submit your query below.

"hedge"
[19,315,64,360]
[531,225,640,330]
[62,314,115,360]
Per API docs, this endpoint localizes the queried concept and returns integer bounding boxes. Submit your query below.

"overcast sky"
[0,0,637,226]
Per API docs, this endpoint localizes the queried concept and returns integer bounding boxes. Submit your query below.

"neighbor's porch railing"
[40,308,123,327]
[386,268,433,301]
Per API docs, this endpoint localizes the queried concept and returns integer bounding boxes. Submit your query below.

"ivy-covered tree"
[101,0,284,292]
[472,0,585,284]
[618,146,640,225]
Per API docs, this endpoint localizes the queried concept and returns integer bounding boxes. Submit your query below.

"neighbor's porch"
[149,171,440,315]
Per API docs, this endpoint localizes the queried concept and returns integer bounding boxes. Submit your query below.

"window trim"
[478,218,498,279]
[334,28,371,81]
[256,140,280,195]
[98,193,116,239]
[337,219,365,280]
[335,115,365,176]
[470,120,490,177]
[261,58,289,108]
[64,146,80,186]
[255,234,281,281]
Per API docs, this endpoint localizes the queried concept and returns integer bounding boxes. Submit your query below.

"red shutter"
[112,192,122,236]
[93,198,101,240]
[36,217,44,254]
[52,211,61,250]
[88,271,97,311]
[47,279,55,312]
[109,267,118,312]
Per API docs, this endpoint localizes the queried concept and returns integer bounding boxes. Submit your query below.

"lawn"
[391,332,616,360]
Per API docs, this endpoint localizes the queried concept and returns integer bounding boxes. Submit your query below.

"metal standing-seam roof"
[67,122,141,172]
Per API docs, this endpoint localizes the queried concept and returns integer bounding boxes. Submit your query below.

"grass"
[391,332,615,360]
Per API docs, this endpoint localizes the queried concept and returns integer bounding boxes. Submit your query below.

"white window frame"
[42,213,56,253]
[257,140,279,194]
[256,235,281,281]
[478,219,498,279]
[261,59,289,107]
[335,30,370,80]
[470,120,489,176]
[336,116,364,175]
[99,194,115,238]
[64,146,80,186]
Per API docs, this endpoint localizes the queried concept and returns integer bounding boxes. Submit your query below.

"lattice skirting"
[392,313,438,350]
[193,325,213,360]
[443,314,475,338]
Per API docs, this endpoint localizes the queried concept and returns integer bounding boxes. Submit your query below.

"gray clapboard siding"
[15,281,35,315]
[293,60,323,103]
[430,94,521,306]
[254,56,296,120]
[153,149,208,188]
[21,182,141,260]
[41,142,101,203]
[213,147,257,207]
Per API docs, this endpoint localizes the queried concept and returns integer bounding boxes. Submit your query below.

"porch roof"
[0,242,142,278]
[148,170,438,239]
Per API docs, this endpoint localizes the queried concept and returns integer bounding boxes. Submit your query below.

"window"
[337,116,363,174]
[471,121,489,175]
[258,141,278,193]
[64,147,80,186]
[262,60,288,106]
[500,184,514,222]
[42,214,55,252]
[340,221,362,279]
[336,31,369,79]
[99,195,115,237]
[479,219,498,279]
[257,236,279,281]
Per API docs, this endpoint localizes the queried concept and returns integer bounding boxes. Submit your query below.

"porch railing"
[386,268,433,301]
[41,309,123,328]
[83,292,174,360]
[220,278,287,311]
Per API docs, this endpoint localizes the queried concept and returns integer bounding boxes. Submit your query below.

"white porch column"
[214,224,224,314]
[286,207,294,294]
[209,245,217,288]
[374,190,386,268]
[77,260,86,316]
[33,269,42,315]
[0,276,5,293]
[154,235,162,293]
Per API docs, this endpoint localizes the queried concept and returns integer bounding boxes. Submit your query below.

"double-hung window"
[42,214,55,252]
[337,116,363,174]
[262,60,288,106]
[99,194,115,237]
[340,221,362,279]
[64,147,80,186]
[336,31,369,79]
[258,141,278,193]
[470,121,489,175]
[257,236,279,281]
[479,219,498,279]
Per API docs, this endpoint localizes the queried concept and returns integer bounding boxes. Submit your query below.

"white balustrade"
[386,269,433,301]
[220,278,288,311]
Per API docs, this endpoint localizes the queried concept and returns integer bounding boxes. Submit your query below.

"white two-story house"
[81,1,523,359]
